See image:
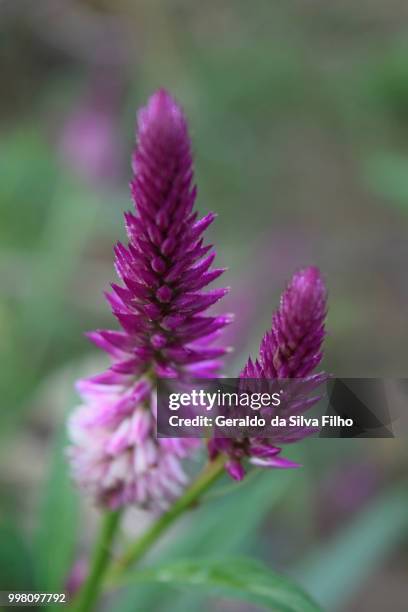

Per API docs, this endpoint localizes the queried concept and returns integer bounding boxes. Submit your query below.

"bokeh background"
[1,1,408,610]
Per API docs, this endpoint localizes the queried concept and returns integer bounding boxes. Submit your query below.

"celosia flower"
[68,89,230,510]
[209,266,328,480]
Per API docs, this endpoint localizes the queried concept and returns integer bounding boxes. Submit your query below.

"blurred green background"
[1,1,408,610]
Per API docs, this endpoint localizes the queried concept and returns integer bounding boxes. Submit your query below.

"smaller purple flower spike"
[67,89,231,510]
[209,266,328,480]
[247,266,327,379]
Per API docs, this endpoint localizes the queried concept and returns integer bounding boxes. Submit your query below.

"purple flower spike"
[254,266,327,379]
[68,90,230,510]
[210,267,328,479]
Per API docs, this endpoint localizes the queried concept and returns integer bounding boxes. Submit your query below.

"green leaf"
[0,519,34,592]
[119,557,322,612]
[116,468,295,612]
[33,418,79,593]
[294,483,408,610]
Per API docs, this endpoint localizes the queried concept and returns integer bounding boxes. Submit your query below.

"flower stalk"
[107,454,226,583]
[70,456,225,610]
[72,510,121,612]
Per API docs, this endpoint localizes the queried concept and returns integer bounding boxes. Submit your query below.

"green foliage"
[0,519,34,593]
[115,468,295,612]
[33,420,79,593]
[294,483,408,610]
[120,557,322,612]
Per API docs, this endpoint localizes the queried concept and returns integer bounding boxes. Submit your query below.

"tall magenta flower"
[209,267,328,481]
[68,90,230,510]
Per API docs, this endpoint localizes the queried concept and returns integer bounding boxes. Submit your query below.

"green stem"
[107,455,226,583]
[72,510,121,612]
